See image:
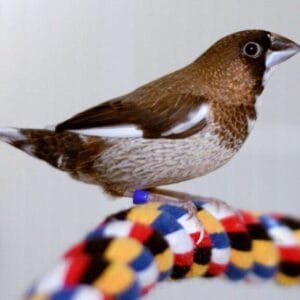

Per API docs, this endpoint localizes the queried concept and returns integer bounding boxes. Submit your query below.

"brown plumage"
[0,30,299,198]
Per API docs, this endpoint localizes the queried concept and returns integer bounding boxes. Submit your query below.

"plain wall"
[0,0,300,299]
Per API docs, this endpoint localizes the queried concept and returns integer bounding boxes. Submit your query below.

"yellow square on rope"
[276,272,300,285]
[155,249,174,272]
[93,262,134,294]
[231,249,253,269]
[197,210,224,233]
[186,263,208,277]
[294,229,300,243]
[28,295,48,300]
[128,204,161,224]
[105,238,142,262]
[253,240,279,266]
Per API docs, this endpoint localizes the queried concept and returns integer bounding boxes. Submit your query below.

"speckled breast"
[94,124,239,194]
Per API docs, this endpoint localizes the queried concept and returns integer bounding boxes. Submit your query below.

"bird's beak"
[266,33,300,68]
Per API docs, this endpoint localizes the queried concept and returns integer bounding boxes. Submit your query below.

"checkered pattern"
[26,200,300,300]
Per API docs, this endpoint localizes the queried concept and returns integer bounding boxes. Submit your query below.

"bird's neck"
[191,54,265,106]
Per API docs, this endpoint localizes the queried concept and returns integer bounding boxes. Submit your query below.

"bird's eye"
[243,42,262,58]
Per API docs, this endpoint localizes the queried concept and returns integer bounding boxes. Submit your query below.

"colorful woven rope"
[26,199,300,300]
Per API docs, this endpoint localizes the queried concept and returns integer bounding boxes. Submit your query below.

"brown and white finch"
[0,30,299,204]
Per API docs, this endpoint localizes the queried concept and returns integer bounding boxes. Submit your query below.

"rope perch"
[26,199,300,300]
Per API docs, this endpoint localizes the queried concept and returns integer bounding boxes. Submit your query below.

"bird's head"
[195,30,300,103]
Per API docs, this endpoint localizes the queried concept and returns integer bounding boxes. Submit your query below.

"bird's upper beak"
[266,33,300,68]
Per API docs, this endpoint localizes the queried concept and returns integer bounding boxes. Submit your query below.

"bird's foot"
[132,188,204,243]
[198,196,243,221]
[200,196,231,210]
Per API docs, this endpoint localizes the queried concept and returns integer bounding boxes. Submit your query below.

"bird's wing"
[55,93,209,139]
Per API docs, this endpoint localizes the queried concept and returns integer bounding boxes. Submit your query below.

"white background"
[0,1,300,299]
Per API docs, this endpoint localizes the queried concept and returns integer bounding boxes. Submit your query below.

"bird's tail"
[0,127,104,178]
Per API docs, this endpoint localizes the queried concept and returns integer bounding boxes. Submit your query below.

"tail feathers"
[0,127,56,159]
[0,127,26,144]
[0,127,106,180]
[0,127,78,168]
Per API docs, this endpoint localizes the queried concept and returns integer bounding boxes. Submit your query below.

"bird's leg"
[145,188,199,216]
[172,189,242,219]
[143,188,242,220]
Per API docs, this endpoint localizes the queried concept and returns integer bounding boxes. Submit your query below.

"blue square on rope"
[152,213,182,234]
[51,288,76,300]
[259,215,280,229]
[210,232,230,249]
[159,204,187,219]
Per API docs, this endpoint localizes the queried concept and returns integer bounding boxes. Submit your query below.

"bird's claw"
[201,196,244,221]
[145,190,205,244]
[181,200,204,244]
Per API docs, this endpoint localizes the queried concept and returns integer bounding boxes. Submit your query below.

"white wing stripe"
[161,104,209,136]
[69,125,143,138]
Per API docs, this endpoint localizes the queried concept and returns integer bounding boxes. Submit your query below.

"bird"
[0,29,299,213]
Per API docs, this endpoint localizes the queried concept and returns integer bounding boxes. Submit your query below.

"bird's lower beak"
[266,33,300,68]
